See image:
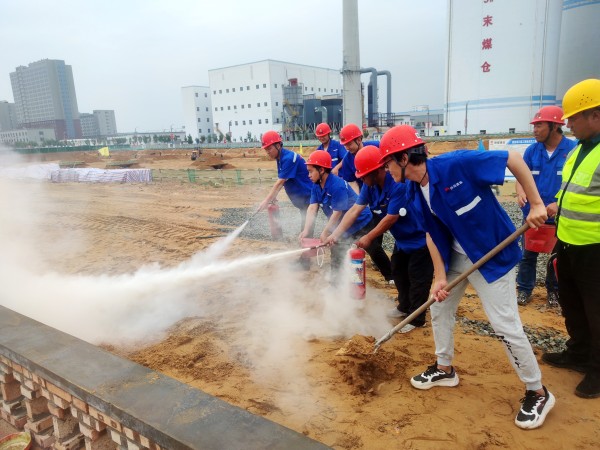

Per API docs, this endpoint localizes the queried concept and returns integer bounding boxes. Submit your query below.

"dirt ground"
[1,143,599,449]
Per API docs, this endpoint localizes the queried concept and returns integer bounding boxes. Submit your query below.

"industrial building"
[208,60,342,142]
[9,59,82,139]
[181,86,213,142]
[0,128,56,146]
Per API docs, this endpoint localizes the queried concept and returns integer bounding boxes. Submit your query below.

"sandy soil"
[1,144,599,449]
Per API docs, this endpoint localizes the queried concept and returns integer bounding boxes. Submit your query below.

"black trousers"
[392,245,434,327]
[557,240,600,372]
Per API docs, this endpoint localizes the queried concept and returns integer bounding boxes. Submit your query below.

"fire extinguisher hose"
[373,223,530,353]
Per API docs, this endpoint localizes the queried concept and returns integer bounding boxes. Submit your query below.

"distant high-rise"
[0,101,17,132]
[93,110,117,136]
[10,59,82,139]
[80,113,100,138]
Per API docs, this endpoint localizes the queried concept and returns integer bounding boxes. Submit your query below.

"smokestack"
[342,0,363,127]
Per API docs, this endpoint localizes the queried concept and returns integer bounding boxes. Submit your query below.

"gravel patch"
[457,316,567,353]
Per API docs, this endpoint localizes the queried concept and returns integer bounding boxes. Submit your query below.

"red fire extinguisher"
[349,245,366,300]
[267,201,283,240]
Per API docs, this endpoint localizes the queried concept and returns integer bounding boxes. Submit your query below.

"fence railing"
[151,168,279,185]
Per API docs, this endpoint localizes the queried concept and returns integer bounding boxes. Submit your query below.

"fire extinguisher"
[267,201,283,240]
[349,245,366,300]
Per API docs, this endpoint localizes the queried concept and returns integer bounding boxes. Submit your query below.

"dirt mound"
[333,335,405,394]
[191,155,236,169]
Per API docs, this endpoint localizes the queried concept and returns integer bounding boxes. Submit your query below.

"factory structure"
[182,60,342,143]
[182,0,598,143]
[3,1,596,146]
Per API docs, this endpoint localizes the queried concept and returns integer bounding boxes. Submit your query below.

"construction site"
[2,0,599,447]
[0,139,599,449]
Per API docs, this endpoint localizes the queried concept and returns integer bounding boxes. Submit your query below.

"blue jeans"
[516,248,558,295]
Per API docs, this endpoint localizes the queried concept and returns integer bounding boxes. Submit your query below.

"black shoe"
[547,291,560,308]
[515,386,555,429]
[576,373,600,399]
[410,364,459,390]
[517,291,532,306]
[542,351,588,373]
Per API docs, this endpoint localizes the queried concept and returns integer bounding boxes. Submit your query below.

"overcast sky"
[0,0,447,133]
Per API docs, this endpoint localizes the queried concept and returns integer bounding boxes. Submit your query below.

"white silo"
[556,0,600,100]
[445,0,563,135]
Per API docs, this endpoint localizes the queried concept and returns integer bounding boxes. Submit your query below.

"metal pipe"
[377,70,392,123]
[361,67,378,126]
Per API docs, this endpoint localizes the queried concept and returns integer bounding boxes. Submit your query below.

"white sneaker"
[400,324,416,334]
[386,308,408,318]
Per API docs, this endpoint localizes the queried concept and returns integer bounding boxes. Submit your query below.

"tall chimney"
[342,0,363,127]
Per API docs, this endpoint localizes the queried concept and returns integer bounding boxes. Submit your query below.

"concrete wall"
[0,306,329,450]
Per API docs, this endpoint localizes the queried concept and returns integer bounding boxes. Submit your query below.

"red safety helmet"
[315,123,331,137]
[261,130,282,149]
[339,123,363,145]
[379,125,425,162]
[354,145,384,178]
[305,150,332,169]
[530,106,565,125]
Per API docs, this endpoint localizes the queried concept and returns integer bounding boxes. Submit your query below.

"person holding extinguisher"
[299,150,372,276]
[325,145,434,333]
[257,131,313,235]
[515,106,577,307]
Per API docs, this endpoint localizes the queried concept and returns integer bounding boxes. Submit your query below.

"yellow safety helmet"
[561,78,600,119]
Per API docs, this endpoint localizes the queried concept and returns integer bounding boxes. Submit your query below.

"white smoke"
[0,170,394,385]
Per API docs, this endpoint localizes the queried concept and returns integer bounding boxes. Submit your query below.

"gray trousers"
[431,250,543,391]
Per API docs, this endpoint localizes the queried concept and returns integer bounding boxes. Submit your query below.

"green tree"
[187,134,193,144]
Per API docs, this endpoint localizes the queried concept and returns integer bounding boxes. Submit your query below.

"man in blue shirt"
[315,122,347,176]
[299,150,372,274]
[379,125,555,430]
[257,131,313,234]
[326,146,433,332]
[338,123,380,194]
[515,106,577,307]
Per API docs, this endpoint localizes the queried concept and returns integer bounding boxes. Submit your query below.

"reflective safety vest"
[556,142,600,245]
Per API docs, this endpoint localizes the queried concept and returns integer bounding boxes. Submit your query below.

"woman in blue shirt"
[299,150,372,275]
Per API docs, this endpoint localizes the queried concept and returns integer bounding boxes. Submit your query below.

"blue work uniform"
[410,150,519,283]
[277,147,312,209]
[355,171,397,280]
[386,181,428,253]
[339,140,380,188]
[387,180,433,327]
[310,174,372,237]
[521,135,577,221]
[317,138,347,168]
